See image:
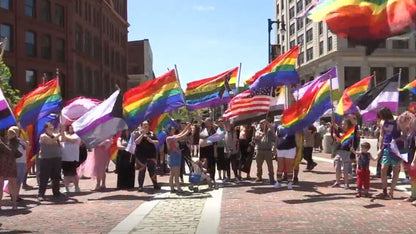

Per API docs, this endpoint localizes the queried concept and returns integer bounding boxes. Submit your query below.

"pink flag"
[61,97,101,125]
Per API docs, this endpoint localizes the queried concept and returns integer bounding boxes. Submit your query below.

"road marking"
[196,188,223,234]
[109,191,166,234]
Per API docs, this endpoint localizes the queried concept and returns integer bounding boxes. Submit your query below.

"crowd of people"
[1,105,416,210]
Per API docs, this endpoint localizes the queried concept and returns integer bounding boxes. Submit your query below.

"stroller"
[184,156,211,192]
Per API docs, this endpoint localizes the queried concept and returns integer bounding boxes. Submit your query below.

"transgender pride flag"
[0,86,17,130]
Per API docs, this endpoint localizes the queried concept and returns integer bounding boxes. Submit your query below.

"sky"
[127,0,275,89]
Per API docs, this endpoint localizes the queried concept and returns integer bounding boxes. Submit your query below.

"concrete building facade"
[274,0,416,110]
[0,0,128,99]
[127,39,154,89]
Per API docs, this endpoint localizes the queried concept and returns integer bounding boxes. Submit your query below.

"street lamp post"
[268,19,284,63]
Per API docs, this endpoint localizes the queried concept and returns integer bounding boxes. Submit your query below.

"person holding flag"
[331,119,355,189]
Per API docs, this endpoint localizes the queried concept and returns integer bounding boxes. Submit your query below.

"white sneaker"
[273,181,281,189]
[287,182,293,190]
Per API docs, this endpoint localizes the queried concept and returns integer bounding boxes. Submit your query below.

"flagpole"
[329,74,336,138]
[373,71,377,87]
[236,62,242,94]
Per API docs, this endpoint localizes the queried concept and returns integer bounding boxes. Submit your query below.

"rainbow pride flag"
[281,70,336,135]
[399,79,416,94]
[110,132,122,161]
[14,78,62,130]
[308,0,416,49]
[149,113,178,149]
[185,67,238,110]
[123,70,185,129]
[340,126,355,148]
[246,46,299,92]
[336,76,372,116]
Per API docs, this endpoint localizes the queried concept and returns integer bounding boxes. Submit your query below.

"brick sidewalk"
[219,152,416,233]
[1,152,415,233]
[0,161,172,233]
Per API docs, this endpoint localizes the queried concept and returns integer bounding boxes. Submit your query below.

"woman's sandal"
[389,190,394,199]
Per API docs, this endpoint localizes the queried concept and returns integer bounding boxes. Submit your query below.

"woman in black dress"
[116,130,135,189]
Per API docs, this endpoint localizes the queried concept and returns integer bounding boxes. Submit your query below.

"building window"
[25,31,36,56]
[0,0,11,10]
[25,70,36,92]
[306,28,313,43]
[296,0,303,13]
[84,32,92,57]
[319,41,324,55]
[296,18,303,30]
[297,35,303,46]
[290,40,296,49]
[328,36,333,51]
[276,4,279,15]
[298,52,304,65]
[392,39,409,49]
[306,0,312,5]
[319,22,323,35]
[75,25,83,52]
[40,34,51,59]
[281,1,284,10]
[306,17,312,25]
[76,62,83,93]
[56,39,64,62]
[93,70,99,96]
[85,67,92,94]
[344,67,361,88]
[306,47,313,61]
[394,67,410,105]
[25,0,35,17]
[370,67,386,82]
[289,7,295,19]
[41,0,51,22]
[93,36,100,61]
[54,4,64,27]
[0,24,12,51]
[281,34,285,42]
[104,43,109,66]
[289,23,295,36]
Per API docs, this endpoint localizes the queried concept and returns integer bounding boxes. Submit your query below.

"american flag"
[223,88,275,119]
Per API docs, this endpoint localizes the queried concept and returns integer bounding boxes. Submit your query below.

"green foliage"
[170,106,207,122]
[0,79,20,107]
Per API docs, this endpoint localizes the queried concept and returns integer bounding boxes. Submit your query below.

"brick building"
[0,0,128,99]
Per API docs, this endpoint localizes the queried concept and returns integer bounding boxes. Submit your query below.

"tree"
[0,60,20,107]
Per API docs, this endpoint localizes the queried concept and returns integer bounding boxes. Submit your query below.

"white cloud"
[192,5,215,12]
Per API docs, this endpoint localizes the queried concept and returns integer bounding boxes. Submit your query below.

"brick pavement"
[1,152,415,233]
[219,152,416,233]
[0,161,172,233]
[130,192,210,234]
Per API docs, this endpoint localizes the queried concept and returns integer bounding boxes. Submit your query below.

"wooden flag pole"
[373,71,377,87]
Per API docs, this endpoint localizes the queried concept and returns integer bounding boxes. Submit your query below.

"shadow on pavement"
[0,208,32,217]
[282,195,351,204]
[304,170,336,175]
[87,195,154,201]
